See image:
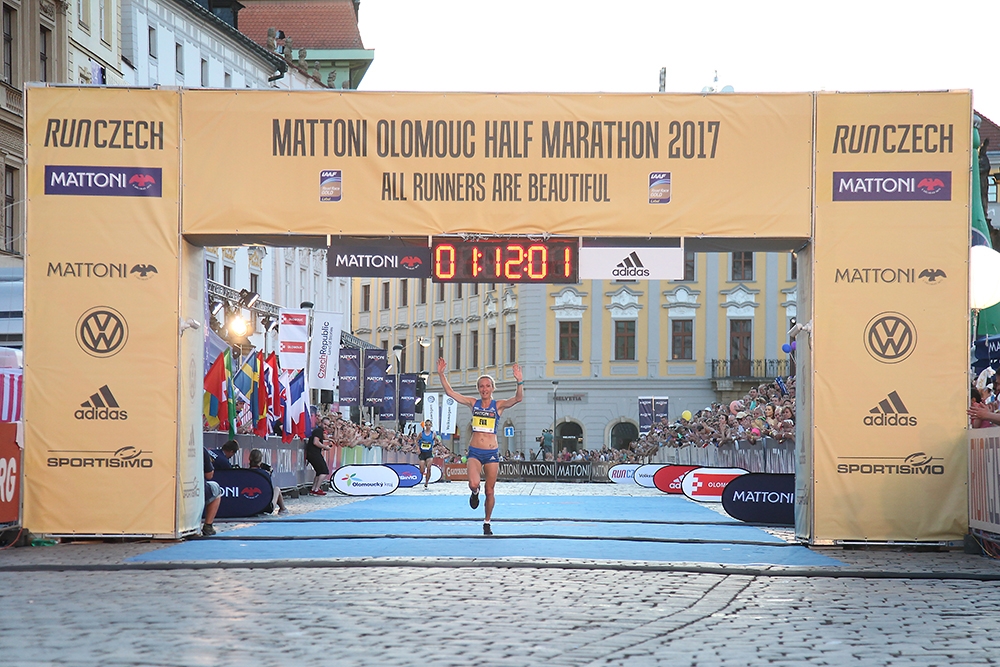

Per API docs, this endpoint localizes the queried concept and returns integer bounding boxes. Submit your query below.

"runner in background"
[437,358,523,535]
[417,419,440,488]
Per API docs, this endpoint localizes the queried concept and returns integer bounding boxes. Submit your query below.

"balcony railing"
[711,358,792,380]
[1,83,22,116]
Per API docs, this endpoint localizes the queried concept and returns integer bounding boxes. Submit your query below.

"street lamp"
[552,380,559,459]
[392,343,404,432]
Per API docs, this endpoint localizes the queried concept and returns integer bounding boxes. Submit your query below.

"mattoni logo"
[837,452,944,476]
[75,385,128,421]
[400,256,423,270]
[917,268,947,284]
[612,251,650,277]
[832,171,952,201]
[129,264,158,279]
[241,487,263,499]
[76,306,128,358]
[864,311,915,364]
[44,166,162,197]
[46,446,153,469]
[864,390,916,427]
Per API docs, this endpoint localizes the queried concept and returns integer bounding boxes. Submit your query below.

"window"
[683,250,695,281]
[559,321,580,361]
[148,26,157,58]
[671,320,693,360]
[224,72,231,88]
[614,321,636,361]
[419,279,427,304]
[249,272,259,296]
[398,338,407,373]
[418,345,425,372]
[789,252,798,280]
[470,330,479,368]
[471,283,478,296]
[436,282,445,302]
[400,279,408,307]
[732,251,753,281]
[508,324,516,363]
[453,333,462,369]
[77,0,90,28]
[175,43,183,74]
[381,339,388,351]
[730,319,752,376]
[381,281,390,309]
[205,260,215,281]
[3,6,13,84]
[489,283,496,291]
[360,284,371,312]
[101,0,112,43]
[436,335,444,361]
[990,179,998,203]
[39,27,49,82]
[200,58,208,87]
[455,283,462,299]
[299,268,306,303]
[489,328,497,366]
[223,265,233,287]
[3,166,14,253]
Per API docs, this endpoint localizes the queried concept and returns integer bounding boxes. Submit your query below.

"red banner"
[0,423,20,524]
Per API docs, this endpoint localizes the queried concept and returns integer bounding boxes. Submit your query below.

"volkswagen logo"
[864,311,915,364]
[77,306,129,358]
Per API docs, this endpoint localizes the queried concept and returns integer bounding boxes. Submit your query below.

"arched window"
[610,422,638,450]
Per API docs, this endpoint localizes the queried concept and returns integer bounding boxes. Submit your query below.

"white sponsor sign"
[308,311,343,390]
[681,467,749,503]
[579,246,684,280]
[277,308,310,370]
[440,395,458,435]
[423,393,440,428]
[429,465,443,484]
[331,464,400,496]
[608,463,641,484]
[633,463,668,488]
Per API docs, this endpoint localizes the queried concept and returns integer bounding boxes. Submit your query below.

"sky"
[358,0,1000,121]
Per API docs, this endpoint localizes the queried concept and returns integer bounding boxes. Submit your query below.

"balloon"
[781,343,791,353]
[681,410,692,421]
[461,456,467,463]
[790,341,797,351]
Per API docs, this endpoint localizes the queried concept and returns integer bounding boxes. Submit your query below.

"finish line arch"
[23,87,971,543]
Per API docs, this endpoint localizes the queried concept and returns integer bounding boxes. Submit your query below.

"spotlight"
[211,301,225,317]
[238,289,260,309]
[228,312,249,337]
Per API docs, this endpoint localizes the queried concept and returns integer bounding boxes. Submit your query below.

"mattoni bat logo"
[916,177,945,195]
[917,268,946,284]
[129,264,158,279]
[400,256,423,269]
[241,487,263,499]
[128,173,157,191]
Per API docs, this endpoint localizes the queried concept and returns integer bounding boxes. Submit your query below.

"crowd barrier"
[0,422,19,530]
[203,433,797,489]
[969,425,1000,534]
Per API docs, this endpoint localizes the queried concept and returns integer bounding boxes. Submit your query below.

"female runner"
[436,357,523,535]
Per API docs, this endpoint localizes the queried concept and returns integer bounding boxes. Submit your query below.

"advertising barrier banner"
[381,374,397,421]
[721,473,795,526]
[969,426,1000,533]
[608,464,640,484]
[399,374,417,422]
[0,423,20,524]
[214,468,274,518]
[363,349,387,409]
[331,464,399,496]
[681,467,749,503]
[652,465,698,494]
[338,348,361,406]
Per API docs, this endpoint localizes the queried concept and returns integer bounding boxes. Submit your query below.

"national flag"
[262,352,280,437]
[203,350,229,431]
[281,370,308,443]
[223,348,237,438]
[280,369,295,444]
[233,354,255,405]
[253,350,269,437]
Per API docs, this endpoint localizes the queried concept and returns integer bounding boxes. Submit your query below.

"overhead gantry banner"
[23,86,971,542]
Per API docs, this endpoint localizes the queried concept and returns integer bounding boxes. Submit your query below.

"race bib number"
[472,409,496,433]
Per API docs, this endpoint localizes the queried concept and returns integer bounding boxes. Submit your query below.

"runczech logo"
[77,306,129,357]
[863,311,915,364]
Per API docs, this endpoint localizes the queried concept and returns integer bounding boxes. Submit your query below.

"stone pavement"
[2,481,1000,665]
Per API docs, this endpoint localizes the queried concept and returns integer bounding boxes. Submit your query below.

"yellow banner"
[180,91,814,239]
[811,91,971,541]
[24,87,182,536]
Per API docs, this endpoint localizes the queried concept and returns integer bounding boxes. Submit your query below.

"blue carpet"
[131,495,843,567]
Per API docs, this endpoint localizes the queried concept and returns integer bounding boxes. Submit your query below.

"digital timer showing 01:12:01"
[430,237,579,284]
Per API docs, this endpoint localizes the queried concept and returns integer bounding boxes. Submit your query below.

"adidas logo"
[863,390,916,427]
[612,251,650,277]
[75,385,128,421]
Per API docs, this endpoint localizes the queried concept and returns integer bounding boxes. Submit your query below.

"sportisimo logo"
[612,251,649,277]
[837,452,943,476]
[47,446,152,469]
[75,385,128,421]
[864,391,916,427]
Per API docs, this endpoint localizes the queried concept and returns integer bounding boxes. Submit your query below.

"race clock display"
[431,237,579,284]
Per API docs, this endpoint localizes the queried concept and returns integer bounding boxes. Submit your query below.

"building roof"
[173,0,286,73]
[239,0,365,51]
[978,111,1000,154]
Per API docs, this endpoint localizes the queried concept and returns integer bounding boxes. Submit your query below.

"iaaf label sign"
[608,464,641,484]
[332,464,399,496]
[633,464,668,488]
[653,465,698,494]
[326,244,431,278]
[681,467,749,502]
[579,238,684,280]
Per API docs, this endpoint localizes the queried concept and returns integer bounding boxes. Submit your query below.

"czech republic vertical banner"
[24,87,182,536]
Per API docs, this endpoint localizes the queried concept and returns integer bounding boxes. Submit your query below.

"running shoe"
[469,490,480,509]
[277,507,289,515]
[202,523,216,537]
[309,489,327,496]
[483,523,493,536]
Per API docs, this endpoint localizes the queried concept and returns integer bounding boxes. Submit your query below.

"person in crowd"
[210,439,239,470]
[248,448,287,515]
[437,357,523,536]
[306,416,333,496]
[202,448,223,537]
[417,420,440,488]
